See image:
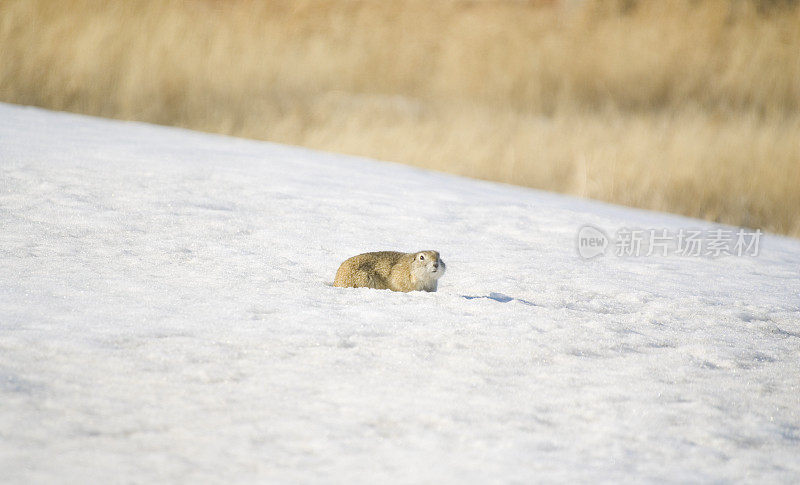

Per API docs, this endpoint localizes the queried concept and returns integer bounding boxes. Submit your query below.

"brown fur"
[333,250,445,292]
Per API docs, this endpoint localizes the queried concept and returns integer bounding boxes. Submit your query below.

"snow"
[1,102,799,483]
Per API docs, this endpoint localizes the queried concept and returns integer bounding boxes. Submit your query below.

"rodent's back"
[333,251,407,289]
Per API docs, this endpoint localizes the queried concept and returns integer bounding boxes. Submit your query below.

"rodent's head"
[411,250,446,281]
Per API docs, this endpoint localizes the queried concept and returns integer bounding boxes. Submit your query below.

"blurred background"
[2,0,798,236]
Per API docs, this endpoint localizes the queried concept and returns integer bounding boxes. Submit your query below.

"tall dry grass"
[1,0,799,236]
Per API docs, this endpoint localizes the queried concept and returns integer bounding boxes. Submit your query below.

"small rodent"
[333,250,446,292]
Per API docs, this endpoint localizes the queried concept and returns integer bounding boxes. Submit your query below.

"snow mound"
[1,103,799,483]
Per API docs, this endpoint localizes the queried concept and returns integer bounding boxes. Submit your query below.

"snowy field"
[1,102,799,483]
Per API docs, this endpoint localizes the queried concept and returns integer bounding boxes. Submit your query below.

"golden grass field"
[2,0,798,236]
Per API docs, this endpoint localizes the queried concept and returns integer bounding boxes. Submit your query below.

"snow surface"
[1,102,799,483]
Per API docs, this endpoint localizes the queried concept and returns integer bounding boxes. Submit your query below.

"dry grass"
[2,0,799,236]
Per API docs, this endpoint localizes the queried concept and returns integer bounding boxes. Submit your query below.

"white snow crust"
[1,103,799,483]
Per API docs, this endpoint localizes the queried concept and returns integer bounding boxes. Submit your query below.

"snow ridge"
[1,103,799,483]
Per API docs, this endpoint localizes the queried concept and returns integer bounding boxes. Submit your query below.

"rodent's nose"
[433,262,439,269]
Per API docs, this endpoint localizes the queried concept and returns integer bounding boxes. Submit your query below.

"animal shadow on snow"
[462,292,536,306]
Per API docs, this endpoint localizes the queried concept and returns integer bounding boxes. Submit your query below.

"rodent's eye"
[419,254,425,260]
